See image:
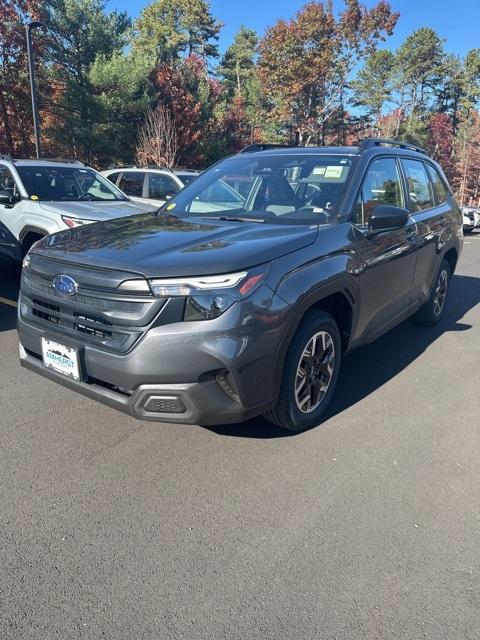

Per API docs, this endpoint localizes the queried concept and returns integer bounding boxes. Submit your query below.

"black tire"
[413,259,451,326]
[264,310,342,432]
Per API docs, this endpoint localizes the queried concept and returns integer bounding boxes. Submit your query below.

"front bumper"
[18,285,290,425]
[19,343,271,424]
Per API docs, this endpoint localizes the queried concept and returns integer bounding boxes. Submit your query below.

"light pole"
[26,21,43,159]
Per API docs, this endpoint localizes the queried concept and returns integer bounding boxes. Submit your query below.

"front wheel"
[413,259,451,326]
[264,311,342,432]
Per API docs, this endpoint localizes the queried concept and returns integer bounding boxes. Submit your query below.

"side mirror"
[368,205,409,235]
[0,191,13,205]
[164,191,177,201]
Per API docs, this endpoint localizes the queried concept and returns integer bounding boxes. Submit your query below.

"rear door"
[401,158,452,309]
[352,156,418,340]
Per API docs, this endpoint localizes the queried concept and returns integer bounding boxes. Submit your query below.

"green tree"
[40,0,130,161]
[88,51,154,165]
[395,28,445,118]
[218,26,258,98]
[350,49,395,126]
[133,0,221,65]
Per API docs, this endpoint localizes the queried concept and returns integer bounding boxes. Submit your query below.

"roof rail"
[107,164,171,171]
[239,143,296,154]
[359,138,427,155]
[40,157,85,165]
[0,153,13,161]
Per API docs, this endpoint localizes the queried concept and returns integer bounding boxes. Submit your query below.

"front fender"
[270,253,361,399]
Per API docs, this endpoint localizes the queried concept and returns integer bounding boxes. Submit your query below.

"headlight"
[22,253,31,269]
[61,215,96,228]
[150,265,268,321]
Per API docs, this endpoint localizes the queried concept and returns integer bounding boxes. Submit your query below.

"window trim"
[400,157,436,214]
[350,154,405,228]
[424,161,449,207]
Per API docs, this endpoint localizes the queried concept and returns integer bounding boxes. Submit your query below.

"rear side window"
[148,174,179,200]
[401,159,434,212]
[118,172,145,197]
[106,172,121,186]
[426,164,448,205]
[353,157,403,227]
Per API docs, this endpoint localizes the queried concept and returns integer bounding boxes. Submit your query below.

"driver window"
[353,158,403,227]
[0,166,20,201]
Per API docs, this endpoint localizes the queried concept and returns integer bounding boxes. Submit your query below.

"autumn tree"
[0,0,44,155]
[257,0,398,145]
[136,104,178,167]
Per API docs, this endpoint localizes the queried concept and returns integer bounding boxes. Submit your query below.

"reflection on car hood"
[39,200,158,220]
[33,212,318,277]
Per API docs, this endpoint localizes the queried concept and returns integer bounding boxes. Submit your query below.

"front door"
[0,164,22,239]
[351,156,417,341]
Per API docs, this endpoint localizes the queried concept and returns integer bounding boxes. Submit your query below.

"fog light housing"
[143,395,186,414]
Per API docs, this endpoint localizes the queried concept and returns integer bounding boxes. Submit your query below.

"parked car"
[101,166,200,207]
[0,156,157,253]
[462,206,480,233]
[0,220,22,265]
[18,139,462,432]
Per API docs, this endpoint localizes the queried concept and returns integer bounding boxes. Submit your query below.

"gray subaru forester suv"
[17,140,463,431]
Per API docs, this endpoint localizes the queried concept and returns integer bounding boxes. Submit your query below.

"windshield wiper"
[202,215,265,223]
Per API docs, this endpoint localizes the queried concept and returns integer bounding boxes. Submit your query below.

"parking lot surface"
[1,235,479,640]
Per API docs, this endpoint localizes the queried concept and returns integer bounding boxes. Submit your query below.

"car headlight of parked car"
[61,215,97,228]
[119,265,268,321]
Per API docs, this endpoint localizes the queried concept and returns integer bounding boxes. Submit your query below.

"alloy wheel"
[294,330,335,414]
[433,269,449,317]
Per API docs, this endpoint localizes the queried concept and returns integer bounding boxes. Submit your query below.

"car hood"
[32,212,318,277]
[39,200,158,220]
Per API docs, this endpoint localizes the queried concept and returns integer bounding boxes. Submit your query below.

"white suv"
[0,156,156,252]
[101,166,199,207]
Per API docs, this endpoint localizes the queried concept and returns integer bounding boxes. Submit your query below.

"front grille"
[74,312,113,340]
[32,299,61,324]
[21,269,164,353]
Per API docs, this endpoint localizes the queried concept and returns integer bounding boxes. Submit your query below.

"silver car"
[0,156,156,252]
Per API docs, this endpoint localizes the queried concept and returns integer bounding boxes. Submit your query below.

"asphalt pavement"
[0,236,479,639]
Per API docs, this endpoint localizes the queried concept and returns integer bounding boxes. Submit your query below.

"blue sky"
[107,0,479,58]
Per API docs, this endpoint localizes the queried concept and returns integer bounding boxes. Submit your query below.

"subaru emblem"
[52,274,77,296]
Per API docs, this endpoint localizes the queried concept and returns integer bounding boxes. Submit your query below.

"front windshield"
[167,153,355,224]
[16,165,128,202]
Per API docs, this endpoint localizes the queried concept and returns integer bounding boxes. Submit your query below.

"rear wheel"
[413,259,451,326]
[264,311,341,432]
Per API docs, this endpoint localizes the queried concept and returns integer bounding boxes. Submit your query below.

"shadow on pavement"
[0,265,20,333]
[205,273,480,439]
